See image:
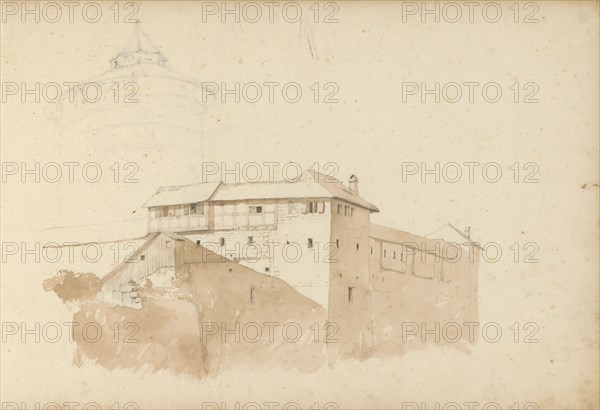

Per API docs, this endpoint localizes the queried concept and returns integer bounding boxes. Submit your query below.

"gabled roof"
[142,182,221,208]
[425,223,477,246]
[142,170,379,212]
[371,222,479,253]
[308,169,379,212]
[370,223,443,252]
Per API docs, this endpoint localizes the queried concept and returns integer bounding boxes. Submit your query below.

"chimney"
[348,175,359,194]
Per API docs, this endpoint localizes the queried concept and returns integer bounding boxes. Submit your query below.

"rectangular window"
[288,203,297,214]
[161,206,169,217]
[307,238,314,248]
[384,249,387,258]
[190,203,196,214]
[350,207,354,217]
[337,204,343,215]
[249,206,263,214]
[168,207,176,217]
[196,240,201,247]
[393,251,396,259]
[248,236,254,244]
[348,287,354,303]
[140,255,145,261]
[183,205,190,215]
[306,201,323,214]
[344,205,350,216]
[219,237,225,247]
[249,288,254,304]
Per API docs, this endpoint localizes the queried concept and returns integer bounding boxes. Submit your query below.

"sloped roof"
[142,182,221,207]
[371,222,479,253]
[370,223,455,254]
[425,223,474,244]
[142,170,379,212]
[308,169,379,211]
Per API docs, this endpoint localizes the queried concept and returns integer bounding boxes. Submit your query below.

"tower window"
[348,287,354,303]
[356,243,359,251]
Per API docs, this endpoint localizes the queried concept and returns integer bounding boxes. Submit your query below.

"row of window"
[197,237,363,252]
[154,200,345,219]
[337,204,355,217]
[153,203,205,218]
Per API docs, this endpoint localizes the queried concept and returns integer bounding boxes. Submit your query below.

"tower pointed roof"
[111,22,167,68]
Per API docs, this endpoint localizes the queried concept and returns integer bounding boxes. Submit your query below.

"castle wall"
[368,232,480,350]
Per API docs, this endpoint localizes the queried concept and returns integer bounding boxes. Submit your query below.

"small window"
[265,267,270,273]
[249,206,263,214]
[350,207,354,217]
[384,250,387,258]
[196,203,205,215]
[161,206,169,217]
[336,239,339,248]
[190,203,196,214]
[219,238,225,247]
[168,207,176,217]
[356,243,359,251]
[307,238,314,248]
[140,255,145,261]
[249,288,254,304]
[196,240,201,247]
[344,205,350,216]
[248,236,254,244]
[337,204,343,215]
[288,203,297,214]
[348,287,354,303]
[184,205,190,215]
[370,247,373,255]
[306,201,321,214]
[393,251,396,260]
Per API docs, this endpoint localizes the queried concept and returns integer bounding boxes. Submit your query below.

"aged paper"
[1,1,599,409]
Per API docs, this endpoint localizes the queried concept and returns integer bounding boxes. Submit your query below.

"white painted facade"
[142,171,378,307]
